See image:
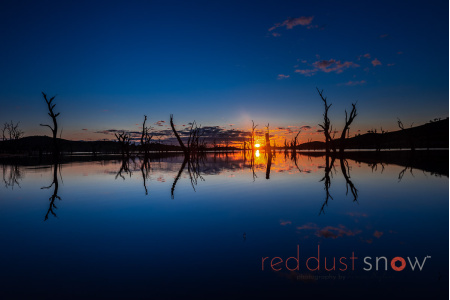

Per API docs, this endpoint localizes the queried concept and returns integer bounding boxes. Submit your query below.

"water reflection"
[0,150,447,298]
[41,161,62,221]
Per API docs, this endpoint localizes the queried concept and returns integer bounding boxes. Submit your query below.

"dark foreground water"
[0,151,448,299]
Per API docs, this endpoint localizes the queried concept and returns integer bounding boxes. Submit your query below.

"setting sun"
[255,144,260,148]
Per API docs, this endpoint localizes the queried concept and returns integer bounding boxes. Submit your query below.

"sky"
[0,0,448,145]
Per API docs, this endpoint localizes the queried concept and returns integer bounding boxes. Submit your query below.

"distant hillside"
[0,119,448,154]
[0,136,180,154]
[297,118,448,150]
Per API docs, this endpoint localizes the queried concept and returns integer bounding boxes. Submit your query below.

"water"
[0,151,448,299]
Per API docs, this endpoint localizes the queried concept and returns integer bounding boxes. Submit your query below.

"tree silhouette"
[40,92,60,157]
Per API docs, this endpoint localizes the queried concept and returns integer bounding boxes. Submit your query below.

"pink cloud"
[373,230,384,238]
[341,80,367,86]
[371,58,382,67]
[295,59,359,76]
[295,69,316,76]
[269,16,314,32]
[277,74,290,79]
[313,59,359,73]
[297,223,361,239]
[280,220,292,226]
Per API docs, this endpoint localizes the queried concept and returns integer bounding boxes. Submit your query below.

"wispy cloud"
[280,220,292,226]
[277,74,290,80]
[371,58,382,67]
[269,16,314,33]
[295,59,359,76]
[373,230,384,238]
[339,80,367,86]
[296,223,361,239]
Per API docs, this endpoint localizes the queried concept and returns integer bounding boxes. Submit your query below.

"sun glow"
[255,143,260,148]
[255,150,260,157]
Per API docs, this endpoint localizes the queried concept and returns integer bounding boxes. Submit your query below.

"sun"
[255,143,260,148]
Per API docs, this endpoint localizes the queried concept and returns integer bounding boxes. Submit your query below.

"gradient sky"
[0,0,448,144]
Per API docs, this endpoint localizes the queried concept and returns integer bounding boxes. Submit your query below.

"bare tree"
[140,115,153,156]
[115,132,131,157]
[40,92,60,156]
[170,114,188,156]
[2,121,24,141]
[251,120,257,151]
[317,88,334,154]
[339,103,357,153]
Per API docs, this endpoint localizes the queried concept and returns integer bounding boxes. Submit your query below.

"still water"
[0,151,448,299]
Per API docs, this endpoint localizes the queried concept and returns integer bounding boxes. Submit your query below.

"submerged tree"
[40,92,60,156]
[115,132,131,157]
[317,88,357,154]
[140,115,153,156]
[339,103,357,153]
[316,88,334,154]
[169,114,188,156]
[251,120,257,152]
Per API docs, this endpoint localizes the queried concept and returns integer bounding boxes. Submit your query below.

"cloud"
[297,223,319,230]
[294,69,317,76]
[280,220,292,226]
[346,212,368,217]
[371,58,382,67]
[297,223,361,239]
[340,80,367,86]
[269,16,314,32]
[271,32,281,37]
[387,63,395,67]
[314,59,359,73]
[295,59,359,76]
[373,230,384,238]
[155,120,165,126]
[316,225,361,239]
[82,128,88,131]
[277,74,290,80]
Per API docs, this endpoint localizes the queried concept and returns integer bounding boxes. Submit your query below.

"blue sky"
[0,0,448,142]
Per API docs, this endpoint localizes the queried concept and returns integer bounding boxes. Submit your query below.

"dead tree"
[339,103,357,153]
[317,88,334,154]
[170,114,188,156]
[290,130,301,154]
[40,92,60,156]
[264,123,272,155]
[251,120,257,151]
[3,121,24,141]
[140,115,153,156]
[115,132,131,157]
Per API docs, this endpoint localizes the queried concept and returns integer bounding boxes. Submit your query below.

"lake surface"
[0,151,448,299]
